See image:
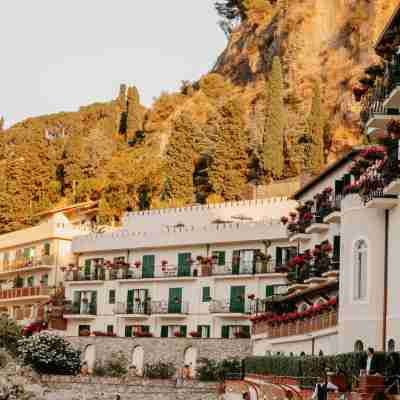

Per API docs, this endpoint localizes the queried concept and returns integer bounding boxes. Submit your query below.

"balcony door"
[232,250,255,274]
[168,287,182,313]
[178,253,191,277]
[230,286,245,313]
[127,289,148,313]
[142,255,155,278]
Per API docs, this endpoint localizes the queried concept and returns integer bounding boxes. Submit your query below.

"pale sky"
[0,1,227,128]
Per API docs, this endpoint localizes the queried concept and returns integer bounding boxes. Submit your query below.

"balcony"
[0,286,50,302]
[63,302,97,318]
[150,300,189,317]
[211,260,279,278]
[209,299,255,317]
[114,301,151,318]
[253,311,338,338]
[0,255,55,276]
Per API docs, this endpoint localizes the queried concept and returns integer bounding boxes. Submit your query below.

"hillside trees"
[163,114,198,204]
[263,56,285,179]
[307,81,324,172]
[209,98,249,200]
[126,86,143,143]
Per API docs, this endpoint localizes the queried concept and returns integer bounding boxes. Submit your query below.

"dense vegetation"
[0,0,347,234]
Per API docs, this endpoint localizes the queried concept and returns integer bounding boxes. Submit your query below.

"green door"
[266,285,274,298]
[232,250,240,274]
[178,253,191,277]
[90,291,97,314]
[221,325,229,339]
[142,255,155,278]
[180,325,187,337]
[168,288,182,313]
[127,289,134,313]
[230,286,245,313]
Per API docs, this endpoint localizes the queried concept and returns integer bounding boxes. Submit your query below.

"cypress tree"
[308,81,324,172]
[163,114,196,203]
[209,99,248,200]
[126,86,142,143]
[263,56,285,179]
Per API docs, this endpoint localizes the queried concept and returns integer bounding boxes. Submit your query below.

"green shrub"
[197,357,242,382]
[144,361,176,379]
[93,352,128,377]
[17,333,81,375]
[244,351,388,388]
[0,315,22,355]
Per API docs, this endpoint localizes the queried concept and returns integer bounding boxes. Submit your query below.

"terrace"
[252,298,338,338]
[0,286,50,302]
[0,255,55,276]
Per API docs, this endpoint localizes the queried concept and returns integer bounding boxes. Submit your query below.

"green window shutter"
[232,250,240,274]
[142,255,155,278]
[202,287,210,302]
[109,290,116,304]
[107,325,114,334]
[276,247,283,266]
[178,253,191,277]
[221,325,229,339]
[161,326,168,338]
[230,286,245,313]
[142,325,150,333]
[212,251,226,266]
[73,291,82,312]
[205,325,210,338]
[127,289,134,305]
[84,259,91,275]
[168,288,182,313]
[41,274,48,286]
[180,326,187,337]
[266,285,274,298]
[343,173,351,187]
[333,236,341,261]
[125,326,133,337]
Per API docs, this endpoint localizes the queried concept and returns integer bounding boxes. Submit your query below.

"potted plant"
[247,294,255,301]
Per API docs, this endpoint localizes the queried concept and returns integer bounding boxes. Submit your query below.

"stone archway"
[84,344,96,372]
[132,346,144,376]
[184,346,198,379]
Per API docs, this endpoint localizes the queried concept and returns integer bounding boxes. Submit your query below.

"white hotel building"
[64,198,297,339]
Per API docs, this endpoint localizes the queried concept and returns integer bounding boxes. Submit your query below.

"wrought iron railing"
[209,299,256,314]
[150,300,189,314]
[114,301,151,315]
[64,301,97,316]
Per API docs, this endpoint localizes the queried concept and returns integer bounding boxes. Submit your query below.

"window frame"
[353,239,369,302]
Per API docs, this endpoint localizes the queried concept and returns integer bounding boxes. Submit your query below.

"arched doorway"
[132,346,144,376]
[84,344,96,372]
[184,347,198,379]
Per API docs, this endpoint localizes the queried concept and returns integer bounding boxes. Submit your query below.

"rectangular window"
[212,251,226,266]
[43,242,51,256]
[125,325,150,337]
[27,276,34,287]
[113,256,125,263]
[202,287,211,302]
[107,325,114,334]
[109,290,116,304]
[198,325,210,338]
[160,325,168,338]
[41,274,49,287]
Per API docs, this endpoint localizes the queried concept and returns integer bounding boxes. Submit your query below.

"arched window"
[319,350,324,357]
[354,340,364,353]
[354,240,368,300]
[300,351,306,357]
[388,339,396,353]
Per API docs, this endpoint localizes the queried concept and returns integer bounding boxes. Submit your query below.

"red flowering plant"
[248,294,256,301]
[134,261,141,269]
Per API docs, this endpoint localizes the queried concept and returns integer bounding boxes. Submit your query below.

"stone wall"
[67,336,252,368]
[40,376,218,400]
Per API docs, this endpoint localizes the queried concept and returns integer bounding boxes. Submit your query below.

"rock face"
[213,0,400,159]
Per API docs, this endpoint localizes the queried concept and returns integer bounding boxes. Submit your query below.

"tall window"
[354,240,368,300]
[388,339,396,353]
[354,340,364,353]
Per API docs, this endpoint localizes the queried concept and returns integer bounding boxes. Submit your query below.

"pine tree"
[209,99,248,200]
[308,81,324,172]
[163,114,196,203]
[263,56,285,179]
[126,86,142,143]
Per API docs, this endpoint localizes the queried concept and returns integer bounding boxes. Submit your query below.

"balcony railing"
[253,311,338,337]
[209,299,255,314]
[114,301,151,315]
[0,255,55,273]
[0,286,50,300]
[65,259,280,282]
[150,300,189,314]
[64,302,97,316]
